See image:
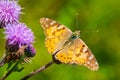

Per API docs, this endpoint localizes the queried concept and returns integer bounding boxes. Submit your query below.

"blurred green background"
[0,0,120,80]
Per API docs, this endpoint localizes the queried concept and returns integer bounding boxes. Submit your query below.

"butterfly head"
[69,31,80,41]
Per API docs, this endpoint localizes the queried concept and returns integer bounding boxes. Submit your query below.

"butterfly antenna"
[75,12,79,30]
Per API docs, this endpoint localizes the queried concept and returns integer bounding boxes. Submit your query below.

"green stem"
[1,61,20,80]
[0,54,6,67]
[20,61,54,80]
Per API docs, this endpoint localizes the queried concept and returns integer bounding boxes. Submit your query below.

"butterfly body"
[40,18,99,71]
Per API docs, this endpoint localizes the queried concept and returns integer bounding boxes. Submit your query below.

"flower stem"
[0,54,6,67]
[1,61,20,80]
[20,61,54,80]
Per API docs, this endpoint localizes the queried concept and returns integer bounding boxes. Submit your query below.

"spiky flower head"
[4,23,35,52]
[0,0,22,28]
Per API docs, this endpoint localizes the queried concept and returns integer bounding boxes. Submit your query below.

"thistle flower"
[4,23,35,52]
[0,0,22,28]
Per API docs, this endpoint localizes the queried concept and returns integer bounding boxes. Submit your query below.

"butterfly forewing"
[77,38,99,71]
[40,18,72,54]
[54,38,99,71]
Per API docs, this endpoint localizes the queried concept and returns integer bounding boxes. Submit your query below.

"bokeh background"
[0,0,120,80]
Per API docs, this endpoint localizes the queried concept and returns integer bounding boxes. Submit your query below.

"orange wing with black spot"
[54,38,99,71]
[40,18,72,54]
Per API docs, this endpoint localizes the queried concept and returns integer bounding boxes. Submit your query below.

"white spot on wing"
[45,18,49,21]
[45,24,48,27]
[82,47,87,53]
[89,55,93,60]
[58,25,64,30]
[87,61,90,65]
[50,21,56,25]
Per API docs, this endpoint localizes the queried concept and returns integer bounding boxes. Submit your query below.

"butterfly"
[40,18,99,71]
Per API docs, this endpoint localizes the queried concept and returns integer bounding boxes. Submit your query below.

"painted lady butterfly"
[40,18,99,71]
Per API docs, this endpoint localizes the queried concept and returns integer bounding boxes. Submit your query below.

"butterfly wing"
[40,18,72,54]
[54,38,99,71]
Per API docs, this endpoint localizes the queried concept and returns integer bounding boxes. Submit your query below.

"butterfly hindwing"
[40,18,72,54]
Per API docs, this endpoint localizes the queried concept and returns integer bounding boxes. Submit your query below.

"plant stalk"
[21,61,54,80]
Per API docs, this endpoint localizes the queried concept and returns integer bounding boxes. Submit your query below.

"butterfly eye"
[69,35,77,40]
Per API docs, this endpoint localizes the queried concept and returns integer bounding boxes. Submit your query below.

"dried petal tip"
[0,0,22,28]
[4,23,35,52]
[25,45,36,57]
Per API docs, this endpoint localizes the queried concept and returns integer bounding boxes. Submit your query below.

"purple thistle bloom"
[0,0,22,28]
[4,23,35,52]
